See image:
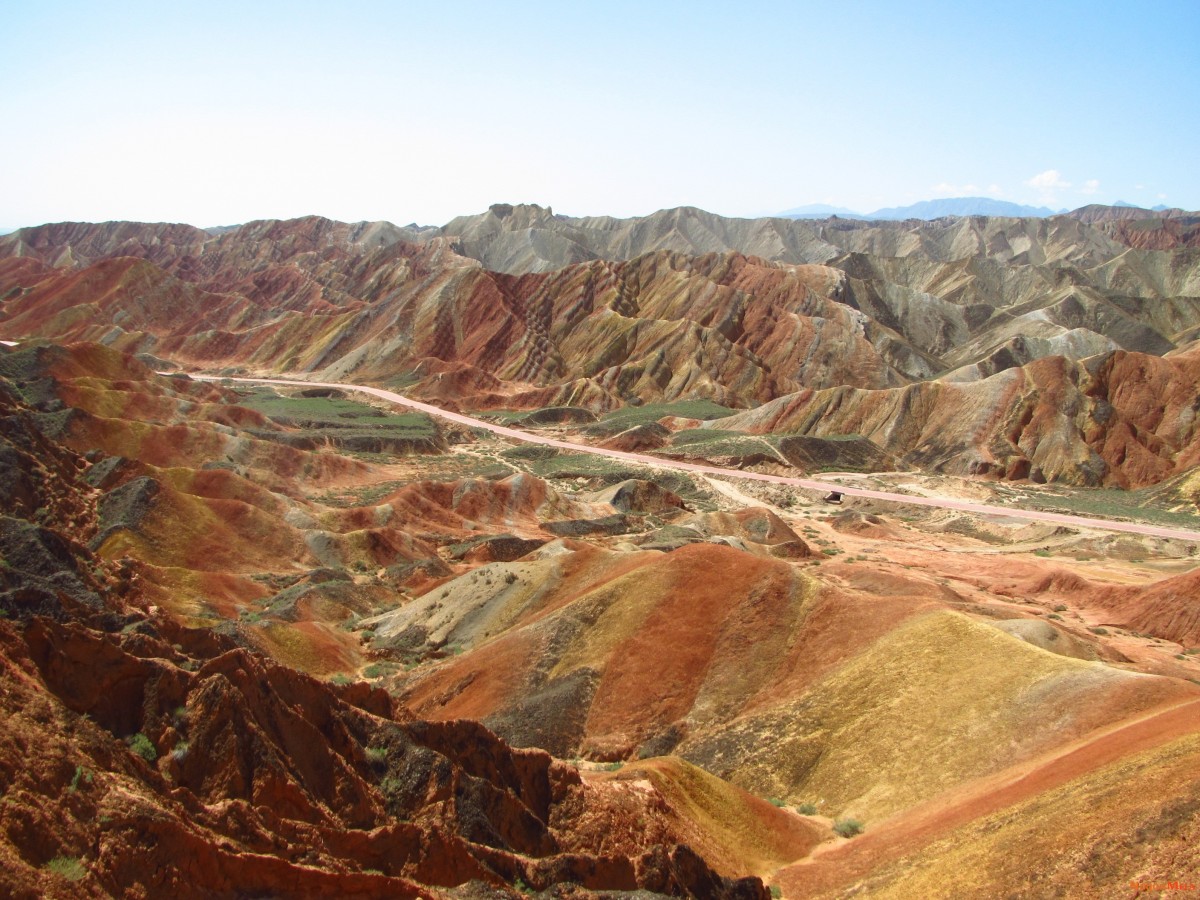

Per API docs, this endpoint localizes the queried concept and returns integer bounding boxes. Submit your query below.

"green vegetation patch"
[668,428,750,446]
[500,443,560,461]
[528,452,652,481]
[586,399,737,436]
[524,453,715,505]
[1010,483,1200,531]
[660,429,786,461]
[238,387,438,438]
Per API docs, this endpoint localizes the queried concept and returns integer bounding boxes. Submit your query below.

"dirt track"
[192,375,1200,544]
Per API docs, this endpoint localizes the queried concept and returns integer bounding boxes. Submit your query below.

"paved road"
[192,374,1200,543]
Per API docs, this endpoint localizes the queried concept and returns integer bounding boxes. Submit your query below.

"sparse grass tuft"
[44,856,87,881]
[68,766,93,792]
[833,818,865,838]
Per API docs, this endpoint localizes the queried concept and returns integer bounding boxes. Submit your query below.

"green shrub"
[1090,626,1110,636]
[68,766,92,792]
[44,856,87,881]
[171,740,190,762]
[770,886,782,899]
[366,746,387,764]
[1053,604,1068,612]
[127,733,156,763]
[796,802,818,815]
[767,796,786,807]
[833,818,864,838]
[330,673,353,686]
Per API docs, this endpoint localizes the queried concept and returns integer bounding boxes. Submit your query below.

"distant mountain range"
[4,204,1200,485]
[782,197,1061,220]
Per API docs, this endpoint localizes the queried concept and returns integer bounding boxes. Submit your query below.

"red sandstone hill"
[1065,203,1200,250]
[710,347,1200,487]
[0,343,775,898]
[4,211,1200,492]
[4,210,1200,403]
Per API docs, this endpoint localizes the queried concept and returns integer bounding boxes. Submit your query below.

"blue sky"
[2,0,1197,228]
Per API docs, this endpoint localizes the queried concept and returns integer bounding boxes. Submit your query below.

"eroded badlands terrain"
[1,205,1198,897]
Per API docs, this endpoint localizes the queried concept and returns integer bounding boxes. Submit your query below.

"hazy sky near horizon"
[3,0,1198,228]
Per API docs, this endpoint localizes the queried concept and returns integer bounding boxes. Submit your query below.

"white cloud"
[1080,179,1100,195]
[986,184,1004,197]
[1158,193,1168,200]
[1025,169,1074,205]
[1026,169,1071,191]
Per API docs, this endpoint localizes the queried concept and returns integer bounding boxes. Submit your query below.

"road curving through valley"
[189,374,1200,544]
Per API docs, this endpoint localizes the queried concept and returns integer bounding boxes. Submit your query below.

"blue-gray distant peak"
[865,197,1058,220]
[778,203,865,219]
